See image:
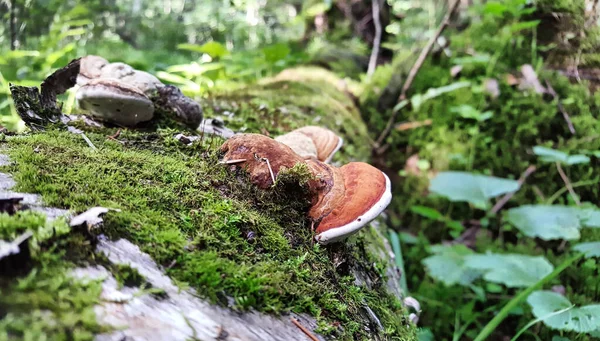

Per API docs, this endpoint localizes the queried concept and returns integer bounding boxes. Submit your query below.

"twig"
[490,165,536,214]
[80,133,97,151]
[253,153,276,185]
[264,157,276,185]
[532,185,546,202]
[218,158,247,165]
[545,79,575,134]
[290,318,319,341]
[367,0,382,77]
[375,0,461,146]
[555,161,580,205]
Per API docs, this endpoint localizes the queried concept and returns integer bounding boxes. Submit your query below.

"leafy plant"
[527,291,600,334]
[505,205,600,241]
[533,146,590,165]
[428,171,520,209]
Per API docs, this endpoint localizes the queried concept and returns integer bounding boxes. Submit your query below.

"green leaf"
[464,254,554,287]
[452,54,491,65]
[533,146,590,165]
[411,81,471,110]
[573,242,600,258]
[451,105,494,122]
[505,205,600,241]
[410,206,443,220]
[509,20,541,33]
[423,245,482,286]
[527,291,600,333]
[482,2,509,16]
[177,41,229,58]
[429,171,520,209]
[505,205,582,240]
[304,2,331,17]
[262,43,291,63]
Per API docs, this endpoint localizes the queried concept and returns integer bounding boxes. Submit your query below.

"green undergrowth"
[0,211,106,341]
[358,2,600,340]
[0,127,415,340]
[203,67,372,163]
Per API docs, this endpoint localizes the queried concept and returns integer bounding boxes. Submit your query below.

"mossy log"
[0,66,415,341]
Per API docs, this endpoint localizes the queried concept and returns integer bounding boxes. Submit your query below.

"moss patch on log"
[204,67,372,163]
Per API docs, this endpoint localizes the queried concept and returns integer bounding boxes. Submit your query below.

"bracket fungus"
[76,78,155,127]
[219,132,391,245]
[275,126,343,163]
[75,55,203,128]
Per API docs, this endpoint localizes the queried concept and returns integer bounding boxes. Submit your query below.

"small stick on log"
[555,161,580,205]
[218,159,247,165]
[367,0,382,78]
[375,0,461,147]
[264,157,276,185]
[290,318,319,341]
[490,165,536,215]
[545,79,575,135]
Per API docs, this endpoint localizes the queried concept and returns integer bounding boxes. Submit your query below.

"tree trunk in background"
[9,0,16,50]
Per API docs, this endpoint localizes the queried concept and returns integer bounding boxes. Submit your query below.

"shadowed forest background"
[1,0,600,340]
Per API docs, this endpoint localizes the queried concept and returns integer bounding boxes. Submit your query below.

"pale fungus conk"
[75,55,203,128]
[219,133,392,245]
[275,126,343,163]
[75,78,155,127]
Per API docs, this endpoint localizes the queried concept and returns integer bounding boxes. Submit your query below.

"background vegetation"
[1,0,600,340]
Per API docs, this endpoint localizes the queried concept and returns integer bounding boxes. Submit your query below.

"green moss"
[0,211,106,341]
[0,127,415,340]
[203,68,373,163]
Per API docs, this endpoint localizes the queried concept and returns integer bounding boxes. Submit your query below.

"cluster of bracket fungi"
[220,126,392,245]
[9,55,391,246]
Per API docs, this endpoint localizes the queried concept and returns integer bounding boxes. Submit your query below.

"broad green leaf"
[527,291,600,333]
[573,242,600,258]
[262,43,291,63]
[505,205,600,240]
[423,244,482,286]
[533,146,590,165]
[464,254,554,287]
[410,206,443,220]
[177,41,229,58]
[505,205,582,240]
[429,171,520,208]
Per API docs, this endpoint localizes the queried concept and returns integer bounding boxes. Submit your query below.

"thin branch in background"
[375,0,461,147]
[490,165,537,215]
[367,0,382,78]
[555,161,581,205]
[545,79,575,135]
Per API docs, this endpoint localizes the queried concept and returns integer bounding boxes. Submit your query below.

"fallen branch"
[555,161,581,205]
[375,0,461,146]
[367,0,382,78]
[490,165,536,215]
[545,79,575,135]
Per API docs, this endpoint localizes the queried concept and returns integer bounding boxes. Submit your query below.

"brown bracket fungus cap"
[76,78,154,127]
[277,126,343,163]
[311,162,392,245]
[219,134,305,189]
